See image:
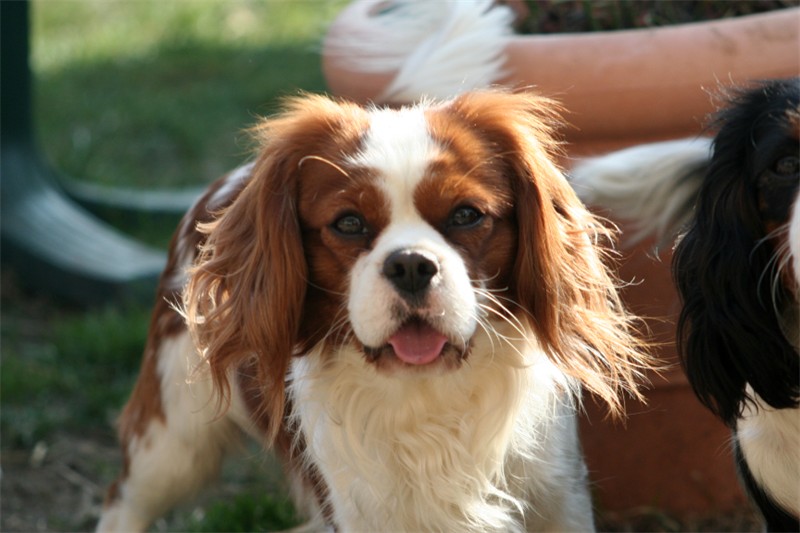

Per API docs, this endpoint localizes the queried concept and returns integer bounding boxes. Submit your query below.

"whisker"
[474,288,532,330]
[475,311,529,362]
[477,299,524,331]
[298,154,351,179]
[474,289,530,339]
[754,224,792,313]
[770,240,793,310]
[304,279,348,298]
[469,270,506,288]
[455,152,510,183]
[315,304,352,349]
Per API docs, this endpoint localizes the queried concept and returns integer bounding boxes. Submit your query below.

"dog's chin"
[361,317,470,375]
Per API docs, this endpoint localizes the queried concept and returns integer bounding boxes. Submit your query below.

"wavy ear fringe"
[182,157,307,442]
[181,94,367,442]
[447,90,654,416]
[674,156,799,427]
[674,79,800,426]
[674,183,799,425]
[514,161,653,417]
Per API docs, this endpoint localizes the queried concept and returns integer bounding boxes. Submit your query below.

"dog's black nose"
[383,249,439,298]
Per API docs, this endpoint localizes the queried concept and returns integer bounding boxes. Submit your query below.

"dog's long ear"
[183,95,359,442]
[449,91,651,415]
[674,169,799,426]
[674,82,800,426]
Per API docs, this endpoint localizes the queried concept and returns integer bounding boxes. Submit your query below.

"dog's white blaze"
[346,106,477,349]
[347,105,437,221]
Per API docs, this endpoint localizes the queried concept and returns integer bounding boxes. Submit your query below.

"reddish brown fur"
[180,91,649,447]
[416,114,517,294]
[108,172,248,504]
[183,95,371,442]
[431,91,650,414]
[297,165,390,351]
[106,91,653,522]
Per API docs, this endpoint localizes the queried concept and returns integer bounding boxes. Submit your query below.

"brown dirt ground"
[1,428,763,532]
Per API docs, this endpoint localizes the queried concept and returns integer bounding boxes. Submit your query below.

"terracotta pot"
[322,1,800,518]
[323,2,799,154]
[579,237,746,517]
[498,10,800,155]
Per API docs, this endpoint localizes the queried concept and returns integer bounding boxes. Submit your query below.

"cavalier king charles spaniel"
[572,78,799,532]
[96,90,651,532]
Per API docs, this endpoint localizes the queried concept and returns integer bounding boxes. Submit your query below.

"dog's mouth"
[364,316,461,367]
[387,317,449,365]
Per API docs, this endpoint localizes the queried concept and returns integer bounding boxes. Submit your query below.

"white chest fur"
[738,393,800,516]
[287,324,593,532]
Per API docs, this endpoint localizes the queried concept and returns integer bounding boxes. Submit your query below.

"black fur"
[672,78,800,530]
[673,78,800,427]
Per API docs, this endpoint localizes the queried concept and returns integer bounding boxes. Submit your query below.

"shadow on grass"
[33,41,327,246]
[3,39,323,531]
[35,42,324,203]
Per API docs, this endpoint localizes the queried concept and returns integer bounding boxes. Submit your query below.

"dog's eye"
[773,155,799,176]
[449,206,483,228]
[332,214,367,236]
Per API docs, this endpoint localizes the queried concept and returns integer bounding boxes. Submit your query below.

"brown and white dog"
[96,91,650,532]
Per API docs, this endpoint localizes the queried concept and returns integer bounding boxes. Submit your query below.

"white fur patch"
[288,320,590,532]
[738,391,800,516]
[347,105,437,201]
[569,137,711,246]
[97,333,243,532]
[325,0,514,102]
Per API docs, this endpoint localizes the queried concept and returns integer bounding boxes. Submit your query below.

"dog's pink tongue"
[388,322,448,365]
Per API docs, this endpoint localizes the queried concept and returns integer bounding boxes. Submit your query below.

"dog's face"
[182,91,646,438]
[299,105,519,373]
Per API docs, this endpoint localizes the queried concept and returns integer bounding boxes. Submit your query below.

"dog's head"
[674,78,800,426]
[183,91,647,439]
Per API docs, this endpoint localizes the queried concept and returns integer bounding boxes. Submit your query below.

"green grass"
[187,493,300,532]
[32,0,343,192]
[3,1,344,529]
[1,304,150,447]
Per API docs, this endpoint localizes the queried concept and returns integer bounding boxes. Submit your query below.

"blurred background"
[2,1,345,530]
[1,1,794,531]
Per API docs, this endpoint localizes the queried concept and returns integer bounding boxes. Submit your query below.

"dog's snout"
[383,249,439,297]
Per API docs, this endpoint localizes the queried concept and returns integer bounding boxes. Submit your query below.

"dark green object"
[1,0,167,305]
